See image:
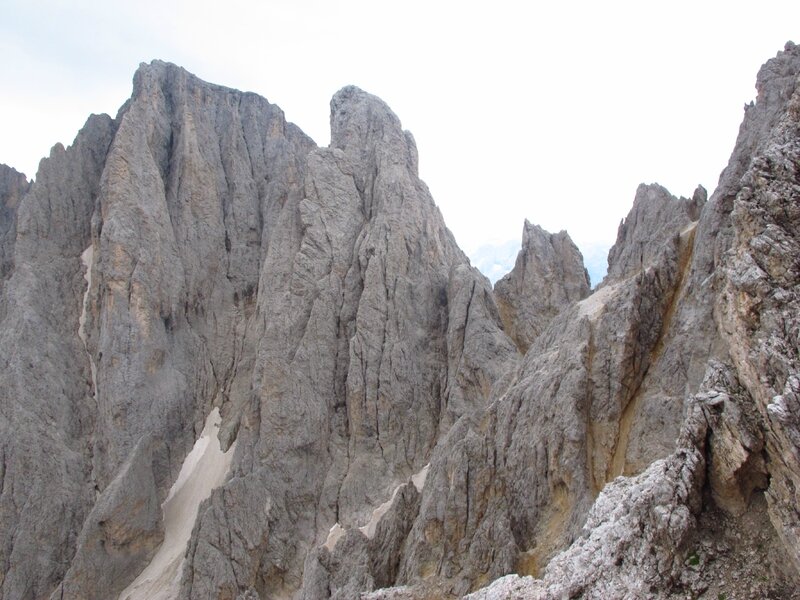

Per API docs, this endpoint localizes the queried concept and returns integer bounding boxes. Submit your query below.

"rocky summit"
[1,43,799,600]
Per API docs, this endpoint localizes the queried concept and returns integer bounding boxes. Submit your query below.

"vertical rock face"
[494,221,589,353]
[0,164,29,282]
[54,62,316,600]
[716,42,800,571]
[2,44,800,600]
[179,84,517,599]
[0,64,518,600]
[391,180,707,595]
[0,113,116,600]
[605,183,705,281]
[458,40,800,600]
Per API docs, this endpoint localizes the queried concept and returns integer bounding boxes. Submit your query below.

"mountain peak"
[1,48,799,600]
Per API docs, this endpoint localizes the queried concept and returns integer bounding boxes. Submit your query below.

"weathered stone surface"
[714,40,800,574]
[0,69,512,600]
[0,164,29,282]
[606,182,704,281]
[3,43,800,600]
[0,114,115,600]
[394,184,702,595]
[598,181,710,478]
[300,482,421,600]
[494,221,589,353]
[55,436,164,600]
[87,60,315,497]
[180,84,517,599]
[465,364,796,599]
[349,43,800,599]
[702,368,767,517]
[464,434,706,599]
[179,469,273,600]
[1,60,316,600]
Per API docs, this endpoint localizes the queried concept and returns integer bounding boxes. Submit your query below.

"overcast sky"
[2,1,798,284]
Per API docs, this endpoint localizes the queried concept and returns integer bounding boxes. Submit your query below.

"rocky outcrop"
[0,164,29,324]
[0,113,116,600]
[2,42,800,600]
[463,388,710,600]
[179,84,517,599]
[606,183,705,281]
[715,40,800,572]
[0,64,518,600]
[353,43,800,599]
[465,364,796,599]
[54,62,316,600]
[494,221,589,353]
[0,164,29,282]
[389,180,707,595]
[300,478,422,600]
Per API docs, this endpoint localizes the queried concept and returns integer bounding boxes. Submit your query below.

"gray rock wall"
[179,84,518,599]
[0,65,518,600]
[0,113,116,600]
[0,164,29,282]
[494,221,589,353]
[1,43,800,600]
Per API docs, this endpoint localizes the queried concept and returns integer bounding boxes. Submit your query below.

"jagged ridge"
[0,43,799,600]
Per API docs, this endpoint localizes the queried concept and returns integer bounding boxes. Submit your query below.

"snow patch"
[577,282,620,320]
[411,463,429,491]
[360,464,430,540]
[324,522,345,551]
[360,486,401,539]
[118,408,235,600]
[326,464,432,550]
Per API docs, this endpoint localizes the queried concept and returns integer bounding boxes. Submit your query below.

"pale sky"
[2,1,798,284]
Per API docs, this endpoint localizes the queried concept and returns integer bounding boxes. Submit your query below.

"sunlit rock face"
[1,43,800,600]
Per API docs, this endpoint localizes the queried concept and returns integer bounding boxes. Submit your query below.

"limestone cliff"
[494,221,589,353]
[0,63,515,600]
[456,40,800,599]
[1,43,799,600]
[0,164,29,282]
